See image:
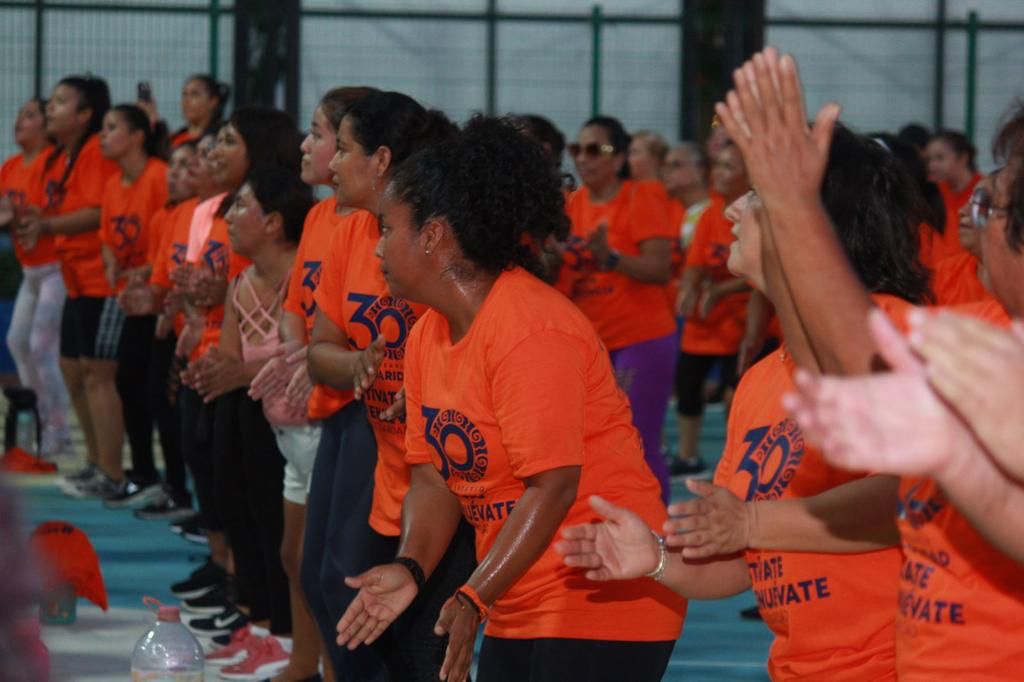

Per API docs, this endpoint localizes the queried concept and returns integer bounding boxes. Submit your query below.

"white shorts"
[273,423,322,505]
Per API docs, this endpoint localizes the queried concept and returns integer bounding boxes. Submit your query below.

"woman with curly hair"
[335,116,686,682]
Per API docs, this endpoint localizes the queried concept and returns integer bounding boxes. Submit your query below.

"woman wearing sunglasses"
[562,116,676,503]
[931,176,996,305]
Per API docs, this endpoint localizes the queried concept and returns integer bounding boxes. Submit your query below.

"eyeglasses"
[569,142,616,159]
[969,187,1008,229]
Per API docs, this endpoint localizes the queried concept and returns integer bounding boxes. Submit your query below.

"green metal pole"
[933,0,946,131]
[486,0,497,115]
[966,10,978,143]
[34,0,43,98]
[591,4,602,117]
[209,0,220,78]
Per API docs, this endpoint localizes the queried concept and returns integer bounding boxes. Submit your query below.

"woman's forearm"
[307,341,360,390]
[396,464,465,577]
[45,207,101,235]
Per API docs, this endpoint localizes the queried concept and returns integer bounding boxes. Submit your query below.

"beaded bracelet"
[455,584,489,621]
[394,557,426,591]
[644,530,667,582]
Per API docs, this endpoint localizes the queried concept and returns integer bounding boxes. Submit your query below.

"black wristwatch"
[394,556,426,591]
[604,249,621,271]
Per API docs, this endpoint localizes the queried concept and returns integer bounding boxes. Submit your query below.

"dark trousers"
[179,386,219,530]
[116,315,158,480]
[675,351,738,417]
[477,636,676,682]
[301,402,391,680]
[214,389,290,634]
[147,333,186,499]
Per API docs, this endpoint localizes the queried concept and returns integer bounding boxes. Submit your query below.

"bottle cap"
[157,606,181,622]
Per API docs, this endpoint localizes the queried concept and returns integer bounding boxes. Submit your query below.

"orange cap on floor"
[30,521,108,611]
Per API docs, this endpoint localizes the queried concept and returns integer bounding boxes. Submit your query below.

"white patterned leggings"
[6,262,71,446]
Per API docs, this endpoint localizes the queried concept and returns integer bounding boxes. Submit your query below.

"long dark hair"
[217,107,301,215]
[344,91,457,175]
[172,74,231,142]
[44,75,111,194]
[824,125,932,304]
[110,104,169,160]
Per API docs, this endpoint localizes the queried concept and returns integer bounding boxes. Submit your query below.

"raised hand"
[336,563,419,650]
[586,220,612,270]
[664,480,751,559]
[434,594,479,682]
[353,335,387,400]
[554,495,660,581]
[715,47,840,208]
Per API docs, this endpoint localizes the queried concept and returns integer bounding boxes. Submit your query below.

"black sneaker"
[104,478,166,509]
[177,517,209,545]
[135,490,194,521]
[187,605,248,637]
[670,457,710,479]
[170,512,200,535]
[740,606,763,621]
[171,557,227,599]
[183,583,231,615]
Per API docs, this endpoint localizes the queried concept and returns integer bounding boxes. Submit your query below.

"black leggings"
[116,315,157,481]
[675,351,738,417]
[179,386,219,530]
[147,333,185,499]
[214,389,290,635]
[477,636,675,682]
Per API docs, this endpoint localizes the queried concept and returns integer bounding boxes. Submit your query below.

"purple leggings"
[609,332,676,504]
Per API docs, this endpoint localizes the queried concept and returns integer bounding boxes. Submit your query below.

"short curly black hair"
[388,115,569,275]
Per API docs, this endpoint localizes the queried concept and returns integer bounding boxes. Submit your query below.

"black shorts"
[60,296,125,360]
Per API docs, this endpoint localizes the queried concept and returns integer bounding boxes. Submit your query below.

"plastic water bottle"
[130,606,204,681]
[16,410,36,454]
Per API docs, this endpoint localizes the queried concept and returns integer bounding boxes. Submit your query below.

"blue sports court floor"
[12,402,772,681]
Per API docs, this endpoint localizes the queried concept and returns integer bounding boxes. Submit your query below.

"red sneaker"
[218,635,290,680]
[206,624,263,667]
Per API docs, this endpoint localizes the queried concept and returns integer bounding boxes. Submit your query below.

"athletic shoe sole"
[182,602,230,616]
[218,659,289,680]
[104,485,167,510]
[205,650,248,667]
[183,531,210,545]
[170,583,220,600]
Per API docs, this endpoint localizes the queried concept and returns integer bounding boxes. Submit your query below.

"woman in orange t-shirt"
[168,74,231,149]
[96,103,170,506]
[558,125,933,681]
[19,76,123,496]
[303,91,475,680]
[246,85,377,682]
[671,142,752,477]
[337,117,685,682]
[931,175,992,306]
[1,97,71,457]
[922,130,982,267]
[563,116,677,503]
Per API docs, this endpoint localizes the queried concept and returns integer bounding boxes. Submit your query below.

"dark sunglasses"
[569,142,616,158]
[969,187,1008,229]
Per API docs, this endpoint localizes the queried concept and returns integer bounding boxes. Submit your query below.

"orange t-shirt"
[98,158,168,292]
[0,150,58,266]
[170,129,196,149]
[151,198,199,337]
[931,251,990,306]
[713,296,911,680]
[665,198,686,310]
[564,179,677,350]
[895,297,1024,680]
[190,208,250,357]
[920,175,982,268]
[314,209,423,536]
[404,267,686,641]
[298,201,362,421]
[33,136,120,297]
[681,196,750,355]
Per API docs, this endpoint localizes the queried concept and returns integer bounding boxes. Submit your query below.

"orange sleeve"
[76,143,116,207]
[684,208,714,267]
[403,321,432,466]
[627,180,675,245]
[490,331,586,478]
[97,176,120,248]
[146,208,169,265]
[150,222,173,289]
[283,216,310,319]
[312,225,348,329]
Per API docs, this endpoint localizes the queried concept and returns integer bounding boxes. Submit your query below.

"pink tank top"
[232,267,305,427]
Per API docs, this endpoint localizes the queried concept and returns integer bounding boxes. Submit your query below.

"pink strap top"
[233,268,305,426]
